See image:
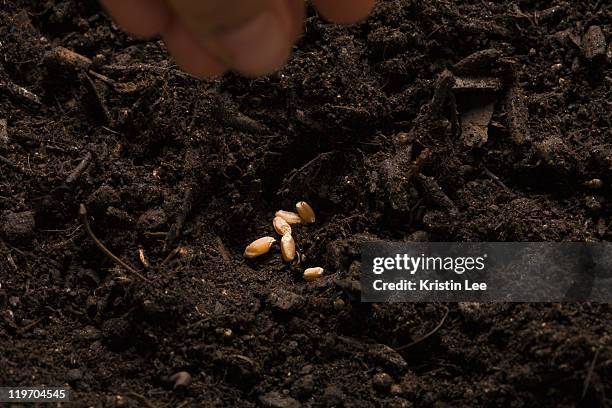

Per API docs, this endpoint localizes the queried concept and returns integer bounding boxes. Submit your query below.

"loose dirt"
[1,1,610,406]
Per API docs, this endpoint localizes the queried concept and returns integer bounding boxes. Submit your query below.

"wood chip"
[453,49,501,75]
[582,26,607,60]
[504,83,530,145]
[460,95,496,148]
[453,77,503,92]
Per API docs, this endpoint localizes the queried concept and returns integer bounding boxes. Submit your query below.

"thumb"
[165,0,294,76]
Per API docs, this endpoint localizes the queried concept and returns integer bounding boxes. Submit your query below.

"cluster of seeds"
[244,201,324,281]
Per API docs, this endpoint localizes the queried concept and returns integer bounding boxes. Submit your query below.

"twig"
[482,165,512,193]
[213,104,268,134]
[144,231,168,239]
[82,72,111,125]
[16,318,43,335]
[395,307,450,351]
[66,151,93,184]
[138,246,151,269]
[102,63,193,80]
[0,239,18,271]
[284,151,335,186]
[582,347,601,400]
[405,148,431,183]
[165,186,194,250]
[79,204,149,282]
[124,392,158,408]
[161,246,182,266]
[176,400,190,408]
[87,70,115,86]
[0,154,29,175]
[215,236,231,261]
[0,81,42,107]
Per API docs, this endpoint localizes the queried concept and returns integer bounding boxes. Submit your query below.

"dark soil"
[1,0,611,406]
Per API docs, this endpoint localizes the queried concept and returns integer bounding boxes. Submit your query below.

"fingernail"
[212,12,290,76]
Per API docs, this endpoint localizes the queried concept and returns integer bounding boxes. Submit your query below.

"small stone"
[372,372,393,393]
[66,368,83,382]
[259,391,301,408]
[291,374,315,399]
[2,211,35,243]
[268,289,305,313]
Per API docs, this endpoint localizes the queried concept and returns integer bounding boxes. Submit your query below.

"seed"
[273,216,292,236]
[281,234,296,262]
[244,237,276,259]
[275,210,303,225]
[296,201,316,224]
[584,178,603,189]
[45,46,92,72]
[169,371,192,389]
[303,267,324,282]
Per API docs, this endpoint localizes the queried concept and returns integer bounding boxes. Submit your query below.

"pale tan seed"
[584,178,603,189]
[273,216,292,236]
[296,201,316,223]
[169,371,192,389]
[244,237,276,259]
[280,234,296,262]
[275,210,303,225]
[303,267,324,282]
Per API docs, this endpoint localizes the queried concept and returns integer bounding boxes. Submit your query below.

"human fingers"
[312,0,376,25]
[164,0,294,76]
[161,17,227,78]
[286,0,306,42]
[101,0,170,37]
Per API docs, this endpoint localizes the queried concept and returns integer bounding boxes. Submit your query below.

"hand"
[101,0,375,78]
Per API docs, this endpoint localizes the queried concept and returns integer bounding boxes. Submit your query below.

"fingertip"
[101,0,170,37]
[162,19,227,79]
[285,0,306,42]
[312,0,376,25]
[205,10,293,77]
